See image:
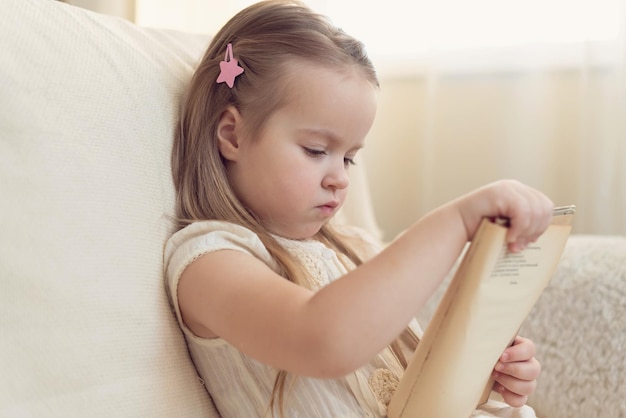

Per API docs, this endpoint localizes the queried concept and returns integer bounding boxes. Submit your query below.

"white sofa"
[1,1,624,417]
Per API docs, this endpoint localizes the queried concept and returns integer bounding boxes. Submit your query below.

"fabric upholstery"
[0,1,218,416]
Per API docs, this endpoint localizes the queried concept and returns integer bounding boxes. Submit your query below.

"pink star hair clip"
[216,43,244,88]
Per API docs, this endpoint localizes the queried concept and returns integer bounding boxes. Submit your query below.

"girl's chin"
[268,223,325,241]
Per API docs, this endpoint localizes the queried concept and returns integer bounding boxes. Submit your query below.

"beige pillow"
[0,0,218,416]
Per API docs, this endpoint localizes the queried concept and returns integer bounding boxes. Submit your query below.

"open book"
[387,205,576,418]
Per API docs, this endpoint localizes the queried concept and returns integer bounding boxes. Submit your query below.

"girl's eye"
[303,147,326,158]
[303,147,356,166]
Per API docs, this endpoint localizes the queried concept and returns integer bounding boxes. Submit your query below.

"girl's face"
[222,62,378,240]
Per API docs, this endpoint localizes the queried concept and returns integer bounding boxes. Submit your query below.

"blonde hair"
[171,1,418,415]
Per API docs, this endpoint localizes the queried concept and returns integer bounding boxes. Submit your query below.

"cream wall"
[364,69,622,241]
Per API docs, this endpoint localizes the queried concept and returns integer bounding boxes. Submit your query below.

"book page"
[388,211,573,418]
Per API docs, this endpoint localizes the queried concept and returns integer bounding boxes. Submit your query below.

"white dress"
[164,220,537,418]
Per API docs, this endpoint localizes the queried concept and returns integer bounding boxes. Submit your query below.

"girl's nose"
[322,161,350,190]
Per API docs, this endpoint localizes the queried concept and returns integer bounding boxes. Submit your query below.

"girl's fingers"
[493,369,538,396]
[501,336,536,363]
[494,356,541,382]
[492,335,541,407]
[506,187,553,252]
[492,381,530,408]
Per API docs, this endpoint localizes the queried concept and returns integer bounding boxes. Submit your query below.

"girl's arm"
[177,179,553,378]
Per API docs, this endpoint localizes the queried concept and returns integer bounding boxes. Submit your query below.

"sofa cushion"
[0,0,219,416]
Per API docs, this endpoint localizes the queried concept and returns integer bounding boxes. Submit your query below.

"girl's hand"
[492,336,541,407]
[455,180,554,253]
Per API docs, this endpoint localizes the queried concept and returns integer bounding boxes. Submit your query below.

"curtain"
[359,3,626,240]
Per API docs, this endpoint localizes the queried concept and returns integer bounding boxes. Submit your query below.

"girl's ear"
[217,106,244,161]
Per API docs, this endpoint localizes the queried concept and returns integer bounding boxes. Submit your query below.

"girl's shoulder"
[164,220,277,282]
[166,220,261,249]
[166,219,266,255]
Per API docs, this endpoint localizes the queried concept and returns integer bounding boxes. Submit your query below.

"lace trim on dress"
[368,368,400,408]
[275,238,337,289]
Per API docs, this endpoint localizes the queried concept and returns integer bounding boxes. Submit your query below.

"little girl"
[165,1,549,417]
